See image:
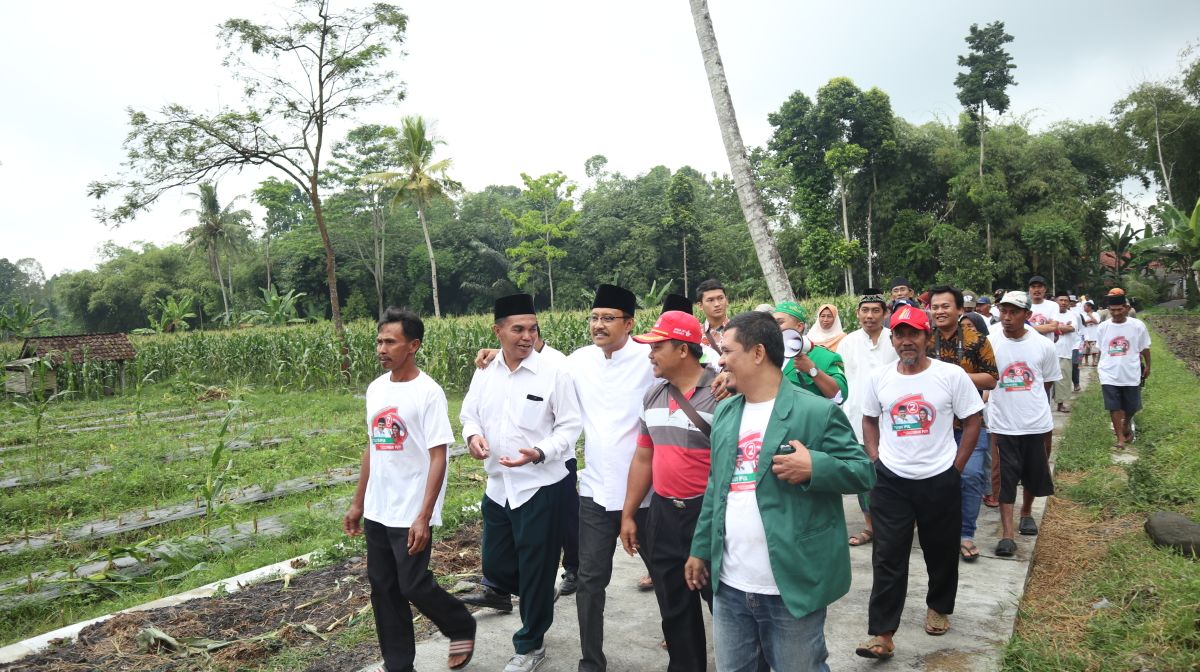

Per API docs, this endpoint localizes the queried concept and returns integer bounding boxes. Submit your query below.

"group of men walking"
[342,273,1150,672]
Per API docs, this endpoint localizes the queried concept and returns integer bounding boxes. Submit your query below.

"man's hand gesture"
[771,440,813,484]
[467,435,490,460]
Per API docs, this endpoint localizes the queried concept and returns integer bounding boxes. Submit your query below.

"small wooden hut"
[8,333,137,395]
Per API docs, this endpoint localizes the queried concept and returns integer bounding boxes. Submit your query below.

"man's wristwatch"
[533,448,546,464]
[807,366,819,378]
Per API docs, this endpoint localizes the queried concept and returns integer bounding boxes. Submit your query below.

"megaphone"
[782,329,813,359]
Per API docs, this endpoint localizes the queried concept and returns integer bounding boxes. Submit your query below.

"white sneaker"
[502,646,546,672]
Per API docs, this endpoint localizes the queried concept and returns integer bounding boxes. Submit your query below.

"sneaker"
[557,570,578,596]
[503,646,546,672]
[458,584,513,613]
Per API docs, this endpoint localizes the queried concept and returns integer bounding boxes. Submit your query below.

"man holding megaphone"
[772,301,848,405]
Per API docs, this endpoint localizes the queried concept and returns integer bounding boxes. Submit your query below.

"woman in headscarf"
[808,303,847,352]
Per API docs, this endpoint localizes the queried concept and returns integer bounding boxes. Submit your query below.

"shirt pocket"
[517,392,548,432]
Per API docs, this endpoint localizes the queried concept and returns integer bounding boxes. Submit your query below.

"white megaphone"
[782,329,813,359]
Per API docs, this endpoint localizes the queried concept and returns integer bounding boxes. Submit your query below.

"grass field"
[1001,325,1200,671]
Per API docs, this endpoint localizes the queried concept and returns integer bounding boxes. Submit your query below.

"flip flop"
[1019,516,1038,536]
[995,538,1017,557]
[449,639,474,670]
[982,495,999,508]
[637,575,654,591]
[925,609,950,636]
[854,636,895,659]
[959,540,980,562]
[849,529,874,546]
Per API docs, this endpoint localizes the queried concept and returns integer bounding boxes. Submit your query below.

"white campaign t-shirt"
[720,399,778,595]
[1096,318,1151,386]
[1029,300,1059,341]
[1054,310,1081,359]
[863,359,985,479]
[363,371,456,528]
[987,328,1060,435]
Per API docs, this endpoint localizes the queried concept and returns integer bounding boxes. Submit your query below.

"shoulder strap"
[666,383,711,437]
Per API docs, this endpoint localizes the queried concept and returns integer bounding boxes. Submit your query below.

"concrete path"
[392,378,1084,672]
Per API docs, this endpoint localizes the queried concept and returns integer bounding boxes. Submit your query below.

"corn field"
[3,297,861,396]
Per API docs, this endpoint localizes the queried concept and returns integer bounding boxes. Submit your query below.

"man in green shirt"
[773,301,849,405]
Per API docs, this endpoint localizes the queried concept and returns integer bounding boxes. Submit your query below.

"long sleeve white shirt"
[838,327,899,443]
[460,347,582,508]
[567,339,656,511]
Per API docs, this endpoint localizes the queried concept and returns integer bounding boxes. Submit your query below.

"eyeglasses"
[587,314,628,325]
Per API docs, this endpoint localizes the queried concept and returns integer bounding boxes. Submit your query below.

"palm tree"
[365,116,460,317]
[183,182,252,321]
[688,0,794,303]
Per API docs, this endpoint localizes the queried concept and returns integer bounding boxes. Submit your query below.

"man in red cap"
[855,305,984,660]
[618,310,717,672]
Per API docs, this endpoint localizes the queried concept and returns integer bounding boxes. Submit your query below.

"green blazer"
[689,375,875,619]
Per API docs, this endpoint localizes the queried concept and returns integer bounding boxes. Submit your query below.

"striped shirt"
[636,368,717,499]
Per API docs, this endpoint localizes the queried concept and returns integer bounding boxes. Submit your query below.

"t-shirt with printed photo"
[863,359,984,479]
[363,370,456,528]
[987,328,1060,435]
[1029,300,1059,341]
[720,399,779,595]
[1096,318,1151,387]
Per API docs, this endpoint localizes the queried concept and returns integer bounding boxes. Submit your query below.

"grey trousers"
[576,496,651,672]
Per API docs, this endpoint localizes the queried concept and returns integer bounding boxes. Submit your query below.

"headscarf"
[807,303,846,351]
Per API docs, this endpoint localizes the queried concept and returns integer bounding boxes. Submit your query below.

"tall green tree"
[252,177,309,292]
[88,0,409,368]
[364,116,458,317]
[1020,217,1081,295]
[955,20,1017,259]
[1113,81,1200,211]
[688,0,794,303]
[182,182,251,320]
[824,141,867,294]
[663,171,700,295]
[504,172,580,309]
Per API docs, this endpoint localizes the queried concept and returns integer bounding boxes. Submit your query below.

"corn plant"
[192,400,244,536]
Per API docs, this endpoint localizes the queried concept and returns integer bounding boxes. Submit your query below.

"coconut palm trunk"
[418,203,441,318]
[688,0,794,303]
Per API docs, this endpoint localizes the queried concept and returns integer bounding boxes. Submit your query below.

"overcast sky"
[3,0,1198,277]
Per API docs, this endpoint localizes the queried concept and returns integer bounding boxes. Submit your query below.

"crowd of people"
[341,274,1151,672]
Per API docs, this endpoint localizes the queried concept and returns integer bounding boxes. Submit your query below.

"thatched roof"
[19,333,136,365]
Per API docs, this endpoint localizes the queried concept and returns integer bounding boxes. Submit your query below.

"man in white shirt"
[1096,294,1152,449]
[837,288,898,547]
[987,292,1060,557]
[344,308,477,672]
[856,305,984,659]
[569,284,657,672]
[460,294,583,672]
[1026,276,1061,340]
[1081,301,1100,366]
[1052,293,1080,413]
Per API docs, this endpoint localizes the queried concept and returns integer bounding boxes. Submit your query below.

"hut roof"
[19,333,136,365]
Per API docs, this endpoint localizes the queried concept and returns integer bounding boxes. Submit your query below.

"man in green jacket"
[684,310,876,672]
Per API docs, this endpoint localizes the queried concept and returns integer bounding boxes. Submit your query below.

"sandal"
[982,494,999,508]
[995,538,1017,557]
[449,639,474,670]
[959,540,980,562]
[854,635,895,659]
[1019,516,1038,536]
[924,609,950,636]
[637,575,654,591]
[849,529,874,546]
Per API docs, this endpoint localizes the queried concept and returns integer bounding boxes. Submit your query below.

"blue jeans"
[956,426,990,540]
[713,582,829,672]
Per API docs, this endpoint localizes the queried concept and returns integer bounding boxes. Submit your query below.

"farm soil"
[1146,315,1200,376]
[5,521,483,672]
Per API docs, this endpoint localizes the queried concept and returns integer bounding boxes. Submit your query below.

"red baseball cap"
[889,304,931,332]
[633,310,703,345]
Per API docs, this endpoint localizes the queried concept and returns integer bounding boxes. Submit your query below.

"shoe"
[995,538,1017,557]
[503,646,546,672]
[557,570,578,596]
[1019,516,1038,536]
[458,584,513,613]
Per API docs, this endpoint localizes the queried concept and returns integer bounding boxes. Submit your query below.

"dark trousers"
[577,495,652,672]
[482,480,565,653]
[867,462,961,636]
[482,458,579,595]
[646,494,712,672]
[1071,349,1081,387]
[365,519,476,672]
[562,458,580,573]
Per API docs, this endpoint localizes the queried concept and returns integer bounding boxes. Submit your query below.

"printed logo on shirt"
[1107,336,1130,357]
[730,430,761,492]
[1029,312,1049,326]
[999,362,1035,391]
[888,394,935,436]
[370,406,409,451]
